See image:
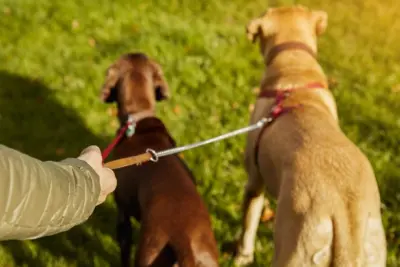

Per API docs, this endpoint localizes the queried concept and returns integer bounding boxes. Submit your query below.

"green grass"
[0,0,399,266]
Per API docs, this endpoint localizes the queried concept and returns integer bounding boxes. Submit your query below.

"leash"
[102,82,325,170]
[104,117,272,170]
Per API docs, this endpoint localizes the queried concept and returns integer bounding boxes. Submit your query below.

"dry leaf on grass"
[260,207,275,222]
[252,87,260,94]
[88,38,96,47]
[3,7,11,15]
[210,115,220,123]
[72,20,79,29]
[132,24,140,33]
[110,120,118,128]
[391,84,400,93]
[173,105,181,115]
[107,107,117,116]
[328,77,338,88]
[248,104,255,112]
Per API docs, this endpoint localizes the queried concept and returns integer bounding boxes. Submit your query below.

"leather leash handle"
[104,152,153,170]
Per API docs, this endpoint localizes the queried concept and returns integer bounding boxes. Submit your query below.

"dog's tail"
[330,201,386,267]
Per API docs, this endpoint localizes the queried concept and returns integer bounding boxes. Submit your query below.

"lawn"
[0,0,399,266]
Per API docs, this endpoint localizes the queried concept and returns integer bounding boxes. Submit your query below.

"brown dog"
[234,6,386,267]
[100,53,219,267]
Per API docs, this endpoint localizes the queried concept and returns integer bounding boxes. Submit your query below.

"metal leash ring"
[143,117,272,164]
[146,148,159,162]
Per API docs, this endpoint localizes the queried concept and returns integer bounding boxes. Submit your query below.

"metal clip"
[146,149,159,162]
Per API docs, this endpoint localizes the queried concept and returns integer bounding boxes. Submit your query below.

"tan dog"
[234,6,386,267]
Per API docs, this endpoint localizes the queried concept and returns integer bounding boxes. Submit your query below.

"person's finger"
[103,168,117,192]
[80,145,101,156]
[95,168,117,205]
[102,175,117,195]
[97,194,106,205]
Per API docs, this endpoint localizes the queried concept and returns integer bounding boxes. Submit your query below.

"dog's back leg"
[134,225,172,267]
[235,166,265,266]
[117,209,133,267]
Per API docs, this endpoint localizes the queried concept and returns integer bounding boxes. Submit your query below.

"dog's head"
[100,53,170,115]
[246,5,327,57]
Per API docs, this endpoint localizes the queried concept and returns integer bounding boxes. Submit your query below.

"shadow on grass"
[0,71,138,266]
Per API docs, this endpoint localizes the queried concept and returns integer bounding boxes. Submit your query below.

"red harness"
[253,82,325,167]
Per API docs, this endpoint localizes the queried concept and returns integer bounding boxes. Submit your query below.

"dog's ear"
[150,60,170,101]
[100,65,120,103]
[312,10,328,36]
[246,15,275,44]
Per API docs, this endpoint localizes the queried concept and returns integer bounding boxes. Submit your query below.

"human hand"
[77,145,117,205]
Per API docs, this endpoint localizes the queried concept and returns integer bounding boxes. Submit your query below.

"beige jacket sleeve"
[0,145,100,240]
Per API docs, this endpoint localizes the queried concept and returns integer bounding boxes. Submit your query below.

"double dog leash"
[102,82,325,170]
[103,117,272,170]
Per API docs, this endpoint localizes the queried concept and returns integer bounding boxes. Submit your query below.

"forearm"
[0,145,100,240]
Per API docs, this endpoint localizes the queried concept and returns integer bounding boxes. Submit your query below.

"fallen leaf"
[210,115,220,122]
[107,107,118,116]
[56,148,65,156]
[248,103,255,112]
[391,84,400,93]
[132,24,140,33]
[225,16,235,24]
[252,87,260,94]
[3,7,11,15]
[88,38,96,47]
[173,105,181,115]
[328,77,338,88]
[72,20,79,29]
[260,207,274,222]
[110,120,118,128]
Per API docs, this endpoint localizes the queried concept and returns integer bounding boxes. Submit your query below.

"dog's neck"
[266,41,316,66]
[261,41,328,90]
[259,41,338,122]
[119,109,155,126]
[129,117,177,148]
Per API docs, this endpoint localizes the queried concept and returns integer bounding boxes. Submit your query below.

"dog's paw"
[234,253,254,266]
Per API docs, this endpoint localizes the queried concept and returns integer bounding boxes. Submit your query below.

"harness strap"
[101,116,135,161]
[253,82,325,167]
